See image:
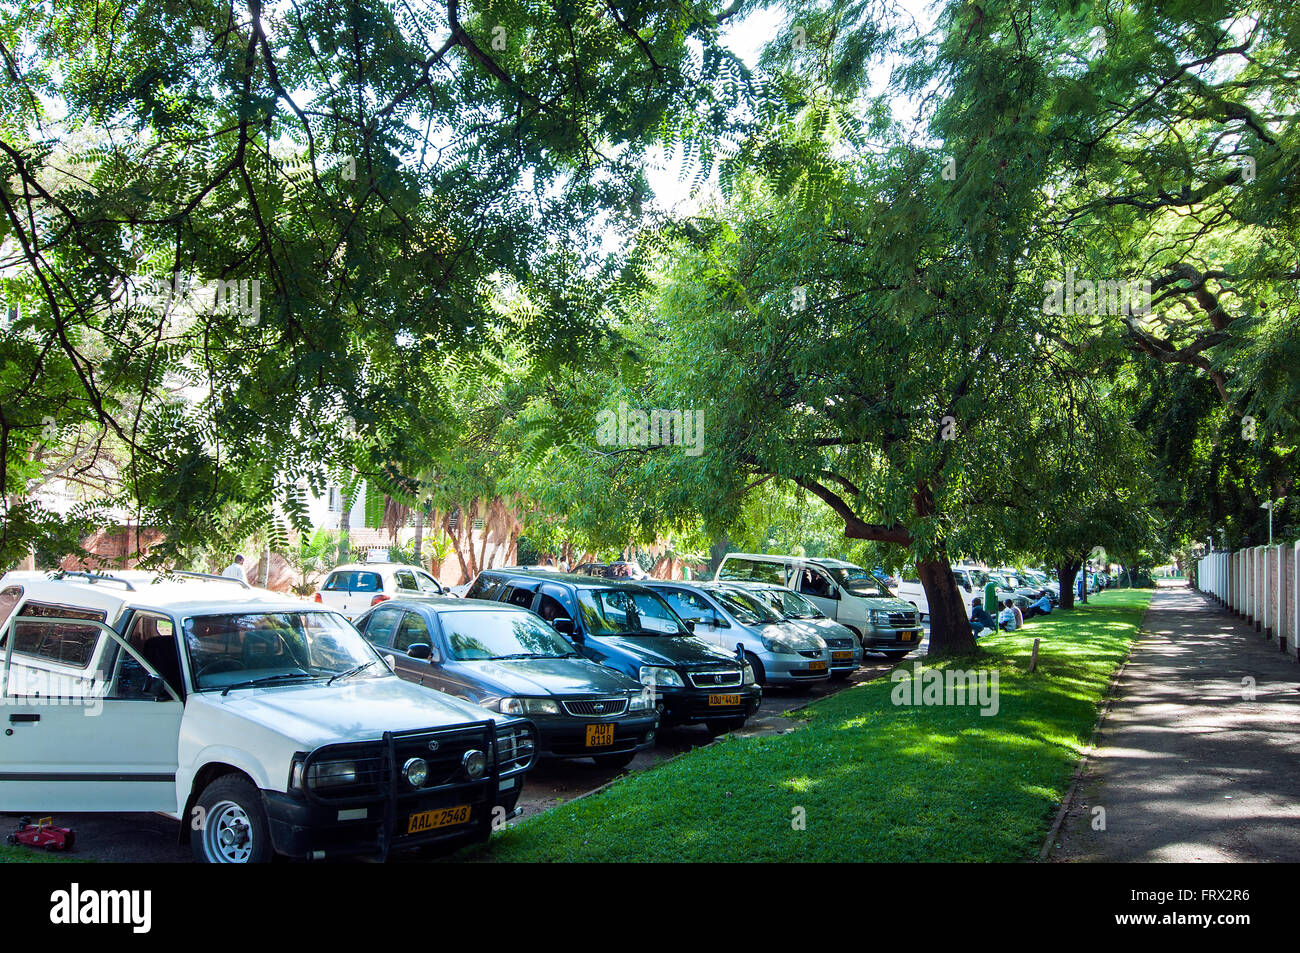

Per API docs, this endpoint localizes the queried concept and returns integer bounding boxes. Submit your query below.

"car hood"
[594,634,739,667]
[199,675,511,751]
[792,617,857,642]
[761,622,824,650]
[458,657,638,696]
[858,596,918,612]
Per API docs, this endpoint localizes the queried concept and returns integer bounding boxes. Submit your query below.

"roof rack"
[48,570,137,591]
[157,570,251,590]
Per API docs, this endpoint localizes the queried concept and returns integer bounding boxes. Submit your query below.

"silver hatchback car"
[646,581,831,687]
[729,581,863,679]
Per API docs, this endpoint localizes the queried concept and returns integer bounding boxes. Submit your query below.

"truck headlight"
[403,757,428,788]
[639,666,683,688]
[295,760,358,789]
[499,697,560,715]
[742,663,756,686]
[869,610,888,624]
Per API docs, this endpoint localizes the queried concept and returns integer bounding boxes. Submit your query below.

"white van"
[714,554,922,660]
[0,571,534,863]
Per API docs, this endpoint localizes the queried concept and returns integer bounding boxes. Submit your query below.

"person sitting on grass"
[1024,590,1053,619]
[970,598,997,638]
[999,600,1018,631]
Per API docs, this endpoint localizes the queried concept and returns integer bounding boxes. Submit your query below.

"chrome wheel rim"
[203,799,253,863]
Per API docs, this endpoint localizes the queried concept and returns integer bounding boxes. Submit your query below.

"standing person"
[222,554,247,583]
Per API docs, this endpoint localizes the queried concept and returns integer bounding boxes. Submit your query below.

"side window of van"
[718,558,783,585]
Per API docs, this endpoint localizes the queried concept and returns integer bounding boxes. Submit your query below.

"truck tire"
[192,775,274,864]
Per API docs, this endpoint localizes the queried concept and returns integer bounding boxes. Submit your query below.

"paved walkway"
[1053,586,1300,862]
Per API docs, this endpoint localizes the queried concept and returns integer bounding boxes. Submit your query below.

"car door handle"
[9,714,39,723]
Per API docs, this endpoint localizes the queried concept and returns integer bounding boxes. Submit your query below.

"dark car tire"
[192,775,274,864]
[706,718,745,736]
[5,834,16,845]
[744,652,767,686]
[594,751,637,770]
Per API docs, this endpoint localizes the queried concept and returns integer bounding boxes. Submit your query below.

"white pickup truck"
[0,570,534,862]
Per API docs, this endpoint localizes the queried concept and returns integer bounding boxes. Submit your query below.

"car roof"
[721,552,858,569]
[370,596,521,614]
[0,571,313,620]
[329,563,427,573]
[482,568,657,591]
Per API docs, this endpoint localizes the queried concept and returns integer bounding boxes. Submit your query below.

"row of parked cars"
[0,550,921,864]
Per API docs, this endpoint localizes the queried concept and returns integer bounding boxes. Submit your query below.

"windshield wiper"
[220,671,315,696]
[327,659,378,685]
[486,653,541,660]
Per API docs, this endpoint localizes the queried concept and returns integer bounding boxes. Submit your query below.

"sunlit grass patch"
[457,589,1151,863]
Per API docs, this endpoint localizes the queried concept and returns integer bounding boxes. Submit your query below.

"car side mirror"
[685,620,697,633]
[407,643,432,661]
[143,674,169,700]
[551,618,575,636]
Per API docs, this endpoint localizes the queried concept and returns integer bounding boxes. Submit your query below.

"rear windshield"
[323,571,382,592]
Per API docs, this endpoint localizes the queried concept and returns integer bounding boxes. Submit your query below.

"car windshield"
[184,610,383,691]
[713,588,783,625]
[755,587,823,619]
[577,588,689,637]
[825,566,893,598]
[441,610,578,660]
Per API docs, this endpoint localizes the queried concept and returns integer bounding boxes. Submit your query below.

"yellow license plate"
[708,693,741,707]
[407,805,471,834]
[808,660,827,671]
[899,631,914,641]
[585,723,615,747]
[832,651,852,661]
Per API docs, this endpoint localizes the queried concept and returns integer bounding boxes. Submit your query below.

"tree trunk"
[257,544,270,587]
[413,508,425,564]
[920,558,977,657]
[1057,560,1080,610]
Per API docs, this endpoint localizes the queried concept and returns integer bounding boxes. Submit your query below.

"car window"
[323,571,382,592]
[415,571,442,594]
[824,566,891,598]
[504,585,536,609]
[535,593,572,625]
[0,585,22,631]
[394,570,419,593]
[576,588,688,637]
[183,610,383,690]
[717,558,784,585]
[362,605,403,648]
[464,574,505,601]
[441,609,577,660]
[6,600,106,669]
[713,588,782,625]
[393,611,432,653]
[759,588,823,619]
[659,589,716,624]
[797,568,838,598]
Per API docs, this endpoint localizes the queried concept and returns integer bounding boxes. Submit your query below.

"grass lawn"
[0,844,86,863]
[458,588,1152,862]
